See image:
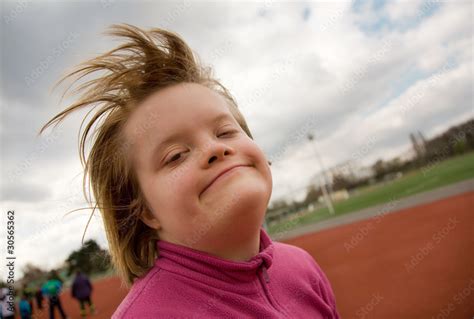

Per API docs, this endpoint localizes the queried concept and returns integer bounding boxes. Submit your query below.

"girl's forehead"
[134,84,228,120]
[123,88,238,161]
[125,85,233,138]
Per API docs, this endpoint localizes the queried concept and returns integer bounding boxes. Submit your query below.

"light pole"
[307,133,335,215]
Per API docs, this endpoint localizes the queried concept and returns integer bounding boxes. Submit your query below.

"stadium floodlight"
[307,133,335,215]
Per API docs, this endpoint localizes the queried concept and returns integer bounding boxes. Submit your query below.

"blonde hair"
[40,24,253,285]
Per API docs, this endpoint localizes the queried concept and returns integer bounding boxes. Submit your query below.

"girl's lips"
[201,165,251,195]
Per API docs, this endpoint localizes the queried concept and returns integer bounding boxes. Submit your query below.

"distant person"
[71,270,96,317]
[35,286,44,310]
[48,270,63,284]
[19,293,32,319]
[21,285,35,316]
[42,271,68,319]
[0,287,15,319]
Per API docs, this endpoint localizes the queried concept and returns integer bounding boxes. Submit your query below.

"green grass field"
[268,151,474,235]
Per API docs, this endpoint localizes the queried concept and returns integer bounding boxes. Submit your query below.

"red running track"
[283,191,474,318]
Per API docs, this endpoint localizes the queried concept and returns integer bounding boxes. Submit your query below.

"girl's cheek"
[164,167,194,192]
[165,163,189,186]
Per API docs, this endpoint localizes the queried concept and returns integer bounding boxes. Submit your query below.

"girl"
[40,23,340,318]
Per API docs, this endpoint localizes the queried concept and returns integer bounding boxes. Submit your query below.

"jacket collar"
[155,228,274,293]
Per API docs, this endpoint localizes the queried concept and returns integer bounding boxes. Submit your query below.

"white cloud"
[385,0,427,23]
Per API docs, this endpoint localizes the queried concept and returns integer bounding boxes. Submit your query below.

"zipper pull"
[262,266,270,283]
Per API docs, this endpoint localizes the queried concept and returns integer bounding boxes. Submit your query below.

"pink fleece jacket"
[113,228,340,318]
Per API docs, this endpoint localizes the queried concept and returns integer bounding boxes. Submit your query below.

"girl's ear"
[140,209,161,230]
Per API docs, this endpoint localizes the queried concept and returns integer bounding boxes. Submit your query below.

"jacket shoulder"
[273,241,331,279]
[112,265,197,318]
[112,266,163,318]
[272,241,319,270]
[272,241,339,317]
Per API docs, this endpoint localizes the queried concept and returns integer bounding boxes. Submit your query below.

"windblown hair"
[40,24,253,285]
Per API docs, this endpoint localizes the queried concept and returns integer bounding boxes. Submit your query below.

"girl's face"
[123,83,272,251]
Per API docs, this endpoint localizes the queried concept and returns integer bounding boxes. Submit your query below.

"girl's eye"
[166,152,183,164]
[218,130,237,137]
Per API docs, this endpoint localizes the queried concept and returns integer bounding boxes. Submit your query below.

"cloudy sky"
[0,0,472,278]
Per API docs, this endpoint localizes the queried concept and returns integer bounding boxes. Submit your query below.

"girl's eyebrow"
[150,113,233,164]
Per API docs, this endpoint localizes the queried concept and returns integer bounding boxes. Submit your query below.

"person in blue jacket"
[19,292,32,319]
[71,270,96,317]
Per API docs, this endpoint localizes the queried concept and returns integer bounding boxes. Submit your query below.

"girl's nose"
[200,140,235,166]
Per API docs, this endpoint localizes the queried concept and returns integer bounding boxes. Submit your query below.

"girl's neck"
[169,227,262,262]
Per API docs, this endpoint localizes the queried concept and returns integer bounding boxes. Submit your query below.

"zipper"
[258,265,273,306]
[258,265,291,317]
[262,266,270,283]
[257,265,281,312]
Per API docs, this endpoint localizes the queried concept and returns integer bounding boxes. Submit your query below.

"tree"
[21,263,47,284]
[303,184,322,206]
[453,139,467,154]
[372,159,386,181]
[332,173,352,191]
[66,240,111,276]
[268,199,289,211]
